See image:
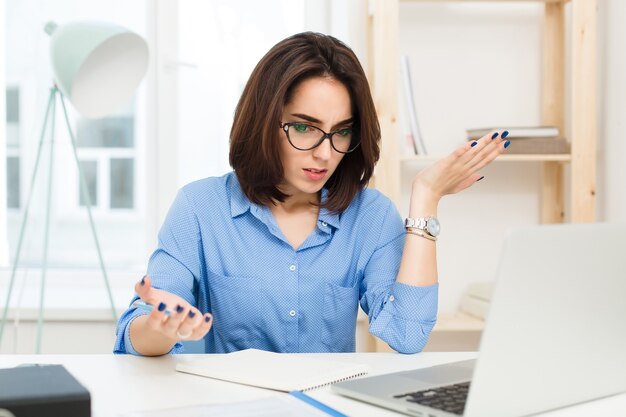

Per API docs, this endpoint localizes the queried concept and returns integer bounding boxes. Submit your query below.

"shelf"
[399,154,572,163]
[433,312,484,332]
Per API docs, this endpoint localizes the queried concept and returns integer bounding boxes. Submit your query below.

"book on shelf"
[502,137,570,154]
[466,126,559,140]
[399,55,427,155]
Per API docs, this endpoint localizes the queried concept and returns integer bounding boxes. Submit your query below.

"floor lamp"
[0,20,149,353]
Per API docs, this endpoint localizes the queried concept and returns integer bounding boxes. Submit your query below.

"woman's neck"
[273,190,320,215]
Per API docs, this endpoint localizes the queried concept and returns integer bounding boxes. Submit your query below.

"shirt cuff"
[386,281,438,323]
[124,314,146,356]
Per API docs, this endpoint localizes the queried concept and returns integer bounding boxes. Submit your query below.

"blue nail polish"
[491,132,499,139]
[477,176,485,182]
[502,130,509,139]
[470,141,478,147]
[504,140,511,149]
[204,315,211,323]
[140,276,146,285]
[189,311,196,318]
[158,302,166,312]
[176,304,184,313]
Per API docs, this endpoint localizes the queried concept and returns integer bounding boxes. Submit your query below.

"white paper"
[119,395,330,417]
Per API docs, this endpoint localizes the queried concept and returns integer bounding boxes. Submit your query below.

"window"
[4,0,148,269]
[76,109,136,210]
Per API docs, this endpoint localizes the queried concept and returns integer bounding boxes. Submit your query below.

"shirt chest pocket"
[321,281,360,352]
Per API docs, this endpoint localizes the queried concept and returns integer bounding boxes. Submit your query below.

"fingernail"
[188,311,196,318]
[470,141,478,147]
[176,304,184,314]
[502,130,509,139]
[477,176,485,182]
[204,315,211,323]
[491,132,499,139]
[504,140,511,149]
[158,302,167,312]
[140,276,146,286]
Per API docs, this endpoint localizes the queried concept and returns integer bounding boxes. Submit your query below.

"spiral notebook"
[175,349,368,392]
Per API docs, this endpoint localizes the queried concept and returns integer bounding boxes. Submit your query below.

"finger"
[163,303,189,337]
[464,132,509,171]
[469,141,508,174]
[145,301,172,332]
[463,131,502,166]
[189,313,213,340]
[135,275,153,302]
[175,308,201,340]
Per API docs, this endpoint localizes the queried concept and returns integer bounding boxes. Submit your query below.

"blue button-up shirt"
[114,172,437,354]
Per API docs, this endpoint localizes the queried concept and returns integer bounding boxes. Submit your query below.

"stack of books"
[465,126,570,154]
[459,281,494,320]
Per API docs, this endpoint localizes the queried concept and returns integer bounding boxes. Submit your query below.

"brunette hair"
[229,32,380,212]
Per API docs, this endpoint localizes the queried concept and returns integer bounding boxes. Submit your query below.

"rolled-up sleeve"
[360,200,438,354]
[114,188,202,355]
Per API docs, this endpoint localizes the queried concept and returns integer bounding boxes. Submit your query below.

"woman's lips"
[303,168,328,181]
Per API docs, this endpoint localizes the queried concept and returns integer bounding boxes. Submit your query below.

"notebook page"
[175,349,368,392]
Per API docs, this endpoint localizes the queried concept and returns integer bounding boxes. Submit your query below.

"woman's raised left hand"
[412,131,509,201]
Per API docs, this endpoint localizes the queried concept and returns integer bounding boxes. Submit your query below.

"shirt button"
[389,295,395,302]
[289,310,297,317]
[289,264,296,272]
[321,221,328,227]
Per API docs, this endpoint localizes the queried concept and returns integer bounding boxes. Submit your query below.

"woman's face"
[279,76,352,201]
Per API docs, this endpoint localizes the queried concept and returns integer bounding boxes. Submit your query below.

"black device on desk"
[0,364,90,417]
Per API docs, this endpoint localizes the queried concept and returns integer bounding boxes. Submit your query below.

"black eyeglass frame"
[279,122,360,154]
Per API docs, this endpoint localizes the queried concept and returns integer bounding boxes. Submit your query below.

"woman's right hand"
[134,275,213,341]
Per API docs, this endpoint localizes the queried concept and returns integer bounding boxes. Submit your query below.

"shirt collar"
[229,172,252,218]
[229,173,341,229]
[317,188,341,230]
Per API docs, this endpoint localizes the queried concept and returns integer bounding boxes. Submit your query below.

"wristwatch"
[404,216,441,238]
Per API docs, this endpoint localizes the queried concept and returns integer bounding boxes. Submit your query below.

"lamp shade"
[45,21,149,119]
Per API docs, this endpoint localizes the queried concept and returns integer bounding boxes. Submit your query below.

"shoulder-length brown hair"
[229,32,380,213]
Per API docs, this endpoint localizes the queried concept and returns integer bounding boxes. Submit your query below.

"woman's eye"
[338,128,352,136]
[293,123,309,133]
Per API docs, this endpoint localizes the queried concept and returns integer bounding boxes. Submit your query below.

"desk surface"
[1,353,625,417]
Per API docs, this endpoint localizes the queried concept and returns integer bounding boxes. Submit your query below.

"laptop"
[333,223,626,417]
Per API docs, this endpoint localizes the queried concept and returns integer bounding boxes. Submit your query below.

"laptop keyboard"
[393,381,470,415]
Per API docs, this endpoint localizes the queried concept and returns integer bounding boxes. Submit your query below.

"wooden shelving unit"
[365,0,597,351]
[367,0,597,223]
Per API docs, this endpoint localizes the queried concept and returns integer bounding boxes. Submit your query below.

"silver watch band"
[404,216,439,238]
[404,217,429,230]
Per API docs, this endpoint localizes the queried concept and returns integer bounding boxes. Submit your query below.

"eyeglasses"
[280,122,360,154]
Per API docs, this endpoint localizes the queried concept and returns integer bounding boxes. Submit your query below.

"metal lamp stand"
[0,85,118,353]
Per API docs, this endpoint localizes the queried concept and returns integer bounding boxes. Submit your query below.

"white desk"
[1,353,625,417]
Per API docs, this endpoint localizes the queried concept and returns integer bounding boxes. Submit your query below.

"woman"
[114,32,508,356]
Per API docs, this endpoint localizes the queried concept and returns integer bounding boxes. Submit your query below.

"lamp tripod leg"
[0,87,56,349]
[35,89,57,354]
[59,93,118,324]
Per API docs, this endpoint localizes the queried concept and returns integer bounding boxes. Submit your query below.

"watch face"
[427,217,441,236]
